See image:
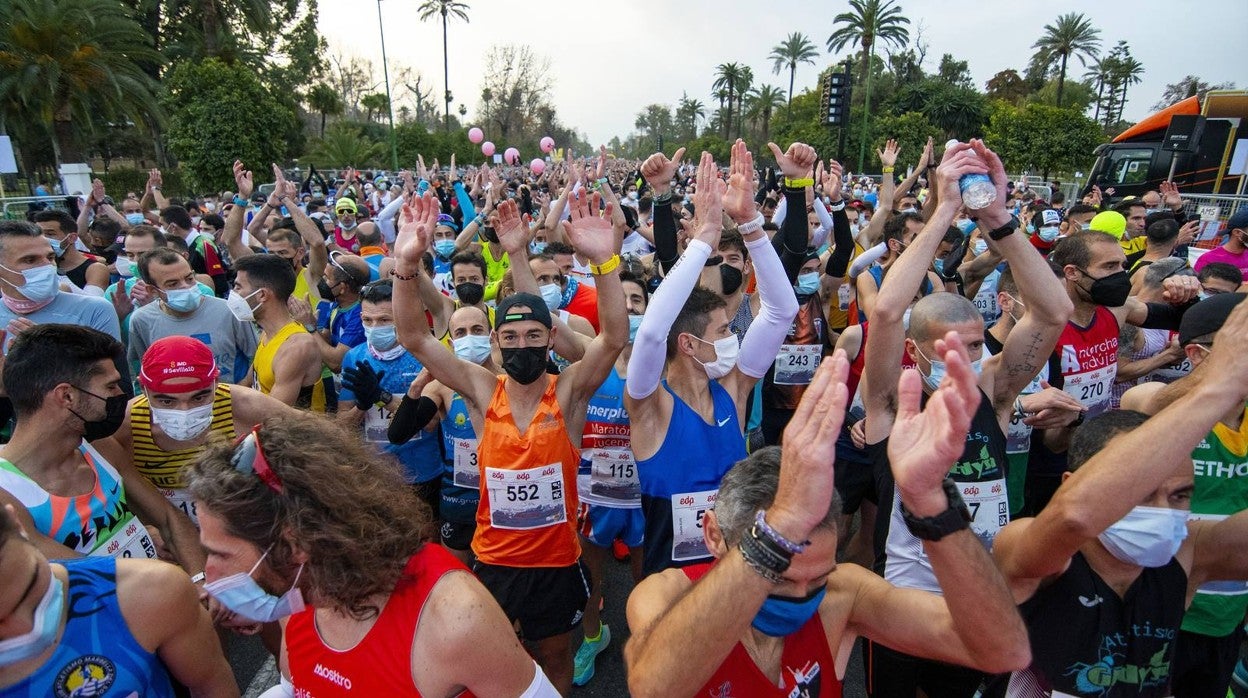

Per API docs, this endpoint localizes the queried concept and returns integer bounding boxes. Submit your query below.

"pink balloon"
[540,136,555,153]
[481,141,495,157]
[504,147,520,165]
[530,159,546,175]
[468,127,483,144]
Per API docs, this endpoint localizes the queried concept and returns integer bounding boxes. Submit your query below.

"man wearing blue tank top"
[627,143,800,576]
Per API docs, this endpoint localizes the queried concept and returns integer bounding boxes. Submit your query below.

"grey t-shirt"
[0,292,121,341]
[127,296,259,383]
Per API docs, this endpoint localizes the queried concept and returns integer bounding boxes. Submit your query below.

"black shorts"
[835,423,876,515]
[1170,625,1246,698]
[411,480,440,520]
[472,560,590,641]
[863,638,985,698]
[439,519,476,551]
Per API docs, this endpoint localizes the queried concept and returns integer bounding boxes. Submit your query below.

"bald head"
[907,293,983,343]
[450,305,490,334]
[356,221,382,247]
[330,254,371,292]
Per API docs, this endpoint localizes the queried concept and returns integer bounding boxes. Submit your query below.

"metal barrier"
[0,196,69,221]
[1179,194,1248,248]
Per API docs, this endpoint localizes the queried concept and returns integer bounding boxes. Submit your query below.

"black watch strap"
[987,216,1019,241]
[900,478,972,541]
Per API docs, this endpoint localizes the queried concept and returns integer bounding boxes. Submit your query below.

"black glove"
[342,360,386,408]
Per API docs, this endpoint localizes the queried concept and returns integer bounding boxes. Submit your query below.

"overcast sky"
[319,0,1246,146]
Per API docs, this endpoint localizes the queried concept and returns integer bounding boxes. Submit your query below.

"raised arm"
[639,149,685,274]
[392,192,497,406]
[273,167,328,281]
[767,141,817,283]
[223,161,257,261]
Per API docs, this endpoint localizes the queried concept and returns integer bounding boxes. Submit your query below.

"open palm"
[395,192,438,266]
[562,190,616,263]
[723,139,757,224]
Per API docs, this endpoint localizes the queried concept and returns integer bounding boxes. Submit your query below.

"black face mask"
[719,264,744,296]
[69,386,127,441]
[317,278,337,300]
[481,227,499,244]
[500,345,548,385]
[1080,269,1131,307]
[455,282,484,307]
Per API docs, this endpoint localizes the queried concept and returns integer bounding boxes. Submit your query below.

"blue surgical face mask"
[628,314,644,343]
[0,263,58,303]
[972,239,989,256]
[125,213,145,226]
[117,259,137,278]
[529,241,547,255]
[1038,226,1060,242]
[364,324,398,351]
[203,547,306,623]
[433,239,457,258]
[539,283,563,311]
[0,572,64,667]
[44,237,68,259]
[453,334,493,364]
[795,272,820,296]
[750,586,826,637]
[933,258,945,276]
[1098,505,1189,568]
[915,345,984,391]
[163,287,203,313]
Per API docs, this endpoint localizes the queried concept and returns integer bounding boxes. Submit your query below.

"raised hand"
[767,353,851,542]
[146,168,163,192]
[1161,274,1201,305]
[232,161,254,200]
[1176,220,1199,246]
[767,141,817,180]
[394,191,439,267]
[640,147,687,195]
[596,144,609,181]
[723,139,758,225]
[918,136,934,169]
[689,151,726,249]
[90,179,106,207]
[493,199,529,255]
[935,142,988,209]
[561,190,616,265]
[968,139,1010,218]
[824,160,844,201]
[1161,180,1183,209]
[877,139,900,168]
[287,296,315,327]
[888,331,982,515]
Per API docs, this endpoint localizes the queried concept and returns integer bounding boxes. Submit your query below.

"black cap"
[1179,292,1246,346]
[495,292,552,330]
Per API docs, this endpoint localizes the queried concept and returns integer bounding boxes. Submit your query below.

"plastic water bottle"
[945,139,996,209]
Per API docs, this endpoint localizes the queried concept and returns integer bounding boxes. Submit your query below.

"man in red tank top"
[189,415,560,697]
[625,352,1031,698]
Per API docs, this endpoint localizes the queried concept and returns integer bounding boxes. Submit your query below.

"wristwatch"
[375,391,393,409]
[900,478,971,541]
[987,216,1020,241]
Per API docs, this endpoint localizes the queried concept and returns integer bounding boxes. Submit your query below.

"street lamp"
[376,0,399,171]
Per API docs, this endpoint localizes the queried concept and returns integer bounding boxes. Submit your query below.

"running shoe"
[572,623,612,686]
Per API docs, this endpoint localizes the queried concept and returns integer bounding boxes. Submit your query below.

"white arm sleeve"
[848,242,888,278]
[518,662,561,698]
[626,239,713,400]
[377,192,406,243]
[809,199,834,249]
[772,195,787,227]
[737,235,800,378]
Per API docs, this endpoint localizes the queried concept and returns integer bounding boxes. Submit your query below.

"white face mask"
[1098,505,1189,568]
[151,402,215,441]
[539,283,563,311]
[226,288,261,322]
[453,334,493,364]
[689,333,739,380]
[914,344,984,391]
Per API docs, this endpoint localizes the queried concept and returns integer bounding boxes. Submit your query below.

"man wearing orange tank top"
[392,190,628,694]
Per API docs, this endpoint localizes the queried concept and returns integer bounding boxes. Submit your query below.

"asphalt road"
[232,549,870,697]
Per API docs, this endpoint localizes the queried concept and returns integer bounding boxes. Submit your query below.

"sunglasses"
[232,425,283,493]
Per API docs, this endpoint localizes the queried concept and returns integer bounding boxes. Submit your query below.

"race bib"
[161,488,199,526]
[773,344,822,385]
[1063,365,1114,416]
[671,489,717,562]
[452,438,480,488]
[837,282,852,311]
[960,478,1009,546]
[485,464,567,530]
[92,515,157,559]
[588,448,640,502]
[363,405,393,443]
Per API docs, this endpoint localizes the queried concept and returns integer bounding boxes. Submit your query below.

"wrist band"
[392,269,418,281]
[737,213,766,236]
[590,254,621,275]
[754,510,810,554]
[784,177,814,189]
[881,166,895,174]
[739,526,792,582]
[190,572,205,584]
[653,192,673,206]
[828,200,846,212]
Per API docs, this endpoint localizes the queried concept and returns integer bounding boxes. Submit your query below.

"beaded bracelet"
[754,510,810,554]
[739,532,787,583]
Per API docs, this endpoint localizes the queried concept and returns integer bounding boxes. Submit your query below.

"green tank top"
[1182,406,1248,637]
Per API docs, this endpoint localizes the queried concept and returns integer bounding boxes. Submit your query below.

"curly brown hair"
[187,414,432,620]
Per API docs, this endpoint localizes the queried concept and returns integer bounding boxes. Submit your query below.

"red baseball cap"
[139,336,220,393]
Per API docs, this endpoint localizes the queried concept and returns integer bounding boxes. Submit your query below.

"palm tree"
[676,93,706,140]
[308,122,385,167]
[1112,50,1144,124]
[712,63,742,139]
[307,84,343,137]
[734,66,754,139]
[0,0,163,165]
[746,85,787,143]
[769,32,820,107]
[418,0,470,132]
[825,0,911,170]
[1084,57,1114,123]
[1030,12,1101,108]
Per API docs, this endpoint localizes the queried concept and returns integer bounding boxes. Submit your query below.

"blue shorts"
[578,504,645,548]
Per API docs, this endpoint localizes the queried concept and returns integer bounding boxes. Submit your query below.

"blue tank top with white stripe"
[0,556,175,698]
[439,392,480,523]
[636,379,746,575]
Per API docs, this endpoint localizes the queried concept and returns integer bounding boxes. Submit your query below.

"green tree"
[418,0,469,132]
[936,54,972,88]
[162,58,298,192]
[361,93,391,124]
[1028,77,1097,115]
[307,83,343,137]
[985,69,1030,105]
[734,66,754,139]
[1030,12,1101,108]
[985,101,1105,176]
[745,85,787,143]
[676,94,706,141]
[769,32,820,107]
[0,0,164,165]
[307,122,384,167]
[712,63,744,139]
[634,104,674,147]
[1153,76,1237,110]
[1110,46,1144,125]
